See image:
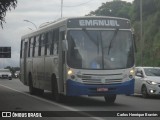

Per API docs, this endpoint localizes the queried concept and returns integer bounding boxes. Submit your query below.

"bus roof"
[39,16,130,29]
[22,16,131,39]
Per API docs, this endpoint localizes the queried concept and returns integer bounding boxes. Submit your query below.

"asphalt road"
[0,78,159,120]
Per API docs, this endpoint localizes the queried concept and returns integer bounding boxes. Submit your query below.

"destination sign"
[79,19,120,27]
[67,17,131,29]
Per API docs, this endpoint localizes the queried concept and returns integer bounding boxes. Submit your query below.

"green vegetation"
[87,0,160,67]
[0,0,17,28]
[4,66,20,77]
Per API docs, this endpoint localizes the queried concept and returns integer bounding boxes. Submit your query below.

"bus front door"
[58,28,66,94]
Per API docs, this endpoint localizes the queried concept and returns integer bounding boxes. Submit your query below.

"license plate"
[97,88,108,92]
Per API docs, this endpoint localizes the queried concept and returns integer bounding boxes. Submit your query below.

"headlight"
[129,68,135,79]
[146,80,157,85]
[123,68,135,81]
[67,69,73,75]
[67,69,76,80]
[130,69,135,75]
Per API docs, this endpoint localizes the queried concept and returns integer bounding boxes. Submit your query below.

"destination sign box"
[67,17,131,29]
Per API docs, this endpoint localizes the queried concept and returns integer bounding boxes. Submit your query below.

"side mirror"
[136,71,143,78]
[133,34,137,53]
[62,40,68,51]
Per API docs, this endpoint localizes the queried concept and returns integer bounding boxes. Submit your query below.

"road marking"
[0,84,105,120]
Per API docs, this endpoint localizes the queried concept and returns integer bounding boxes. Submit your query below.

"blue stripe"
[66,79,134,96]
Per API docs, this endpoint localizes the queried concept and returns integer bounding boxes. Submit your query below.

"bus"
[20,16,135,103]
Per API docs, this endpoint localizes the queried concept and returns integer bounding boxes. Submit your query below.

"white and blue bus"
[20,16,135,103]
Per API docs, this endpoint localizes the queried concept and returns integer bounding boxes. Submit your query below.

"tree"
[0,0,17,28]
[87,0,132,19]
[87,0,160,66]
[4,66,20,76]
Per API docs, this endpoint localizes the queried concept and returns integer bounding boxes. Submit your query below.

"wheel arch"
[27,72,32,86]
[51,73,59,92]
[141,84,147,91]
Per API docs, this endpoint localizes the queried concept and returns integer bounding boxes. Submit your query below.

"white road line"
[0,84,105,120]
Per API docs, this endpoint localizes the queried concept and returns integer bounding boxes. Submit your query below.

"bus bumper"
[66,79,134,96]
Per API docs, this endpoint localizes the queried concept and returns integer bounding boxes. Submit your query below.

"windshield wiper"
[82,28,100,53]
[108,28,119,55]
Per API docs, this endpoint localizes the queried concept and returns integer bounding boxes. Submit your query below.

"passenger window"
[54,29,59,55]
[47,31,54,55]
[20,40,24,58]
[30,37,34,57]
[60,31,65,40]
[40,33,45,56]
[35,35,40,57]
[32,37,36,57]
[45,32,49,55]
[28,38,31,57]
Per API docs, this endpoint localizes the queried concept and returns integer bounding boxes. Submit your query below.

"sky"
[0,0,133,68]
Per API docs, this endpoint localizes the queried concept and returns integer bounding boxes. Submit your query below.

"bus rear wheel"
[29,74,36,95]
[29,74,44,95]
[104,94,116,104]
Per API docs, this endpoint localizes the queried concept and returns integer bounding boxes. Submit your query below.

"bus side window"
[48,30,54,55]
[45,32,49,55]
[20,40,24,58]
[30,37,34,57]
[60,31,65,40]
[32,36,36,57]
[35,35,40,57]
[38,35,42,56]
[54,29,59,55]
[28,38,31,57]
[60,31,65,64]
[40,33,45,56]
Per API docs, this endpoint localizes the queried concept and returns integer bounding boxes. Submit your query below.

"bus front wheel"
[104,94,116,104]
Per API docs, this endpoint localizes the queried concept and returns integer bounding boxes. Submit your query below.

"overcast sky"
[0,0,133,68]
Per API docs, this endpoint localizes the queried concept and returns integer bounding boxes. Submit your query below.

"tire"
[28,74,37,95]
[104,94,116,104]
[141,85,149,98]
[36,89,44,96]
[28,74,44,95]
[51,76,63,102]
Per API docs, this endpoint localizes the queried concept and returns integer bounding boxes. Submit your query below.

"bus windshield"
[67,30,134,70]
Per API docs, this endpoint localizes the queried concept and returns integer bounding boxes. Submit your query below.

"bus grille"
[80,73,123,84]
